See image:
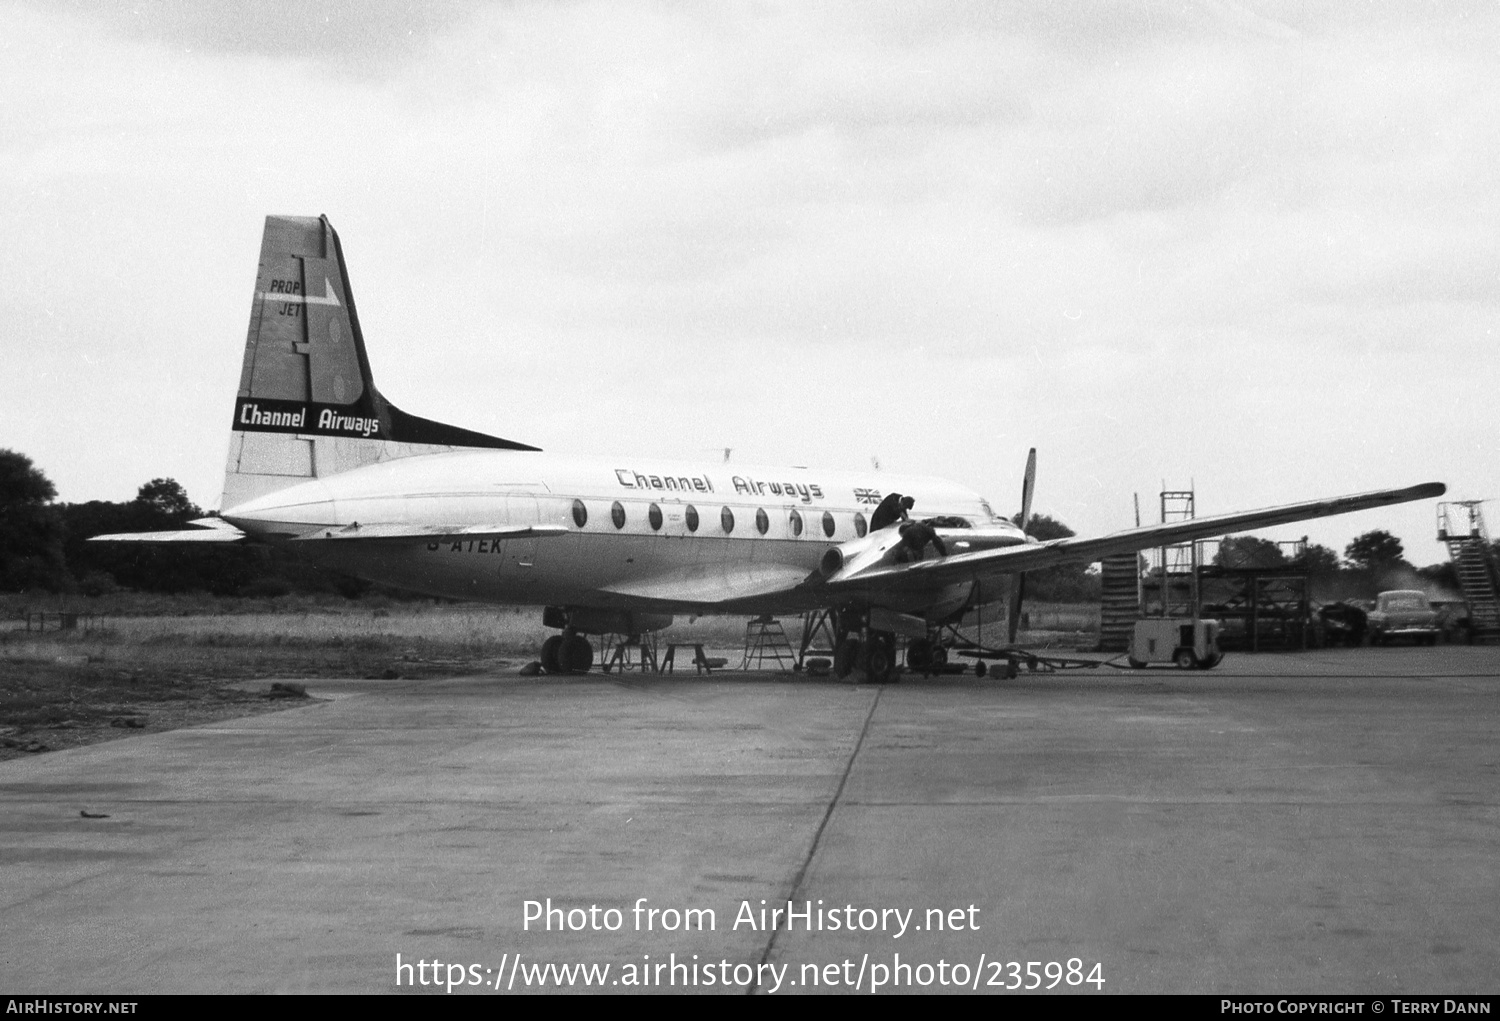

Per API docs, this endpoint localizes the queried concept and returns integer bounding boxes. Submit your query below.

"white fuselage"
[222,449,1024,615]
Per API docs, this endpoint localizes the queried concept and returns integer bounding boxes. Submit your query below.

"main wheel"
[559,634,594,673]
[540,634,564,674]
[866,638,894,683]
[1173,648,1197,670]
[833,637,861,678]
[906,637,933,673]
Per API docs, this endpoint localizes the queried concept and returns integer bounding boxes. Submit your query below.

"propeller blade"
[1010,448,1037,645]
[1008,572,1027,644]
[1019,447,1036,531]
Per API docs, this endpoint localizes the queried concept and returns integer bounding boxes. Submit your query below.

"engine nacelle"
[819,521,1030,583]
[818,530,901,580]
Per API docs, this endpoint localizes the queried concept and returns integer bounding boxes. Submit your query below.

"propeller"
[1007,448,1037,644]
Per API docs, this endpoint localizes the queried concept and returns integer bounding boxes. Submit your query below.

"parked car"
[1366,590,1442,646]
[1429,599,1472,644]
[1317,601,1368,647]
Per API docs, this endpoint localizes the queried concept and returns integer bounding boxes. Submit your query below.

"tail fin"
[222,215,536,510]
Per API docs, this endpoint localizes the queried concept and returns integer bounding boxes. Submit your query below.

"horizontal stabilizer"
[288,523,569,545]
[90,522,248,543]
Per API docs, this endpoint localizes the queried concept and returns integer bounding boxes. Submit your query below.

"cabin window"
[572,500,587,528]
[789,510,803,537]
[611,501,626,529]
[685,505,699,532]
[649,503,663,531]
[755,508,769,535]
[854,512,867,538]
[721,506,735,533]
[822,510,835,538]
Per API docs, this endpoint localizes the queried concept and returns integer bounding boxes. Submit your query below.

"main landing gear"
[902,636,950,674]
[540,632,594,675]
[830,613,900,684]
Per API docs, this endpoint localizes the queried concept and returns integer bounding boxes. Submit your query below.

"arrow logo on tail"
[258,277,342,306]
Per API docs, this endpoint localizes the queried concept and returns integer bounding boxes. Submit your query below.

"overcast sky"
[2,0,1495,563]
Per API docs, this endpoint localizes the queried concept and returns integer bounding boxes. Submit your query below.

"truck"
[1366,590,1442,646]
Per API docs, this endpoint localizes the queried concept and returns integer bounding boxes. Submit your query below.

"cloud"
[23,0,483,73]
[1,0,1494,559]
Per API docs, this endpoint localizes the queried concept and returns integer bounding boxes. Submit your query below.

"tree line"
[0,449,367,598]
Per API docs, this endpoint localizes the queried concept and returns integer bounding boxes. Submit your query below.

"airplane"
[94,214,1446,681]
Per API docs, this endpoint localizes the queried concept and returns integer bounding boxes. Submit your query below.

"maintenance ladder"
[742,616,797,671]
[1438,502,1500,643]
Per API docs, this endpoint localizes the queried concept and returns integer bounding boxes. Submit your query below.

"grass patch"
[0,596,1103,759]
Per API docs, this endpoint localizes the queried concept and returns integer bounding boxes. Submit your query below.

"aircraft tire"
[866,640,893,683]
[541,635,564,674]
[1173,648,1197,670]
[906,638,932,673]
[834,637,860,678]
[560,634,593,674]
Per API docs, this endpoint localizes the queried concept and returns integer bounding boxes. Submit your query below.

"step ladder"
[1098,553,1141,652]
[742,616,797,671]
[1438,502,1500,643]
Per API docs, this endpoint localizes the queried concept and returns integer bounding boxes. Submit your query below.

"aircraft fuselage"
[222,449,1025,615]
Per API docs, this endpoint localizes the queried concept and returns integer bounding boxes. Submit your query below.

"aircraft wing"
[819,481,1446,594]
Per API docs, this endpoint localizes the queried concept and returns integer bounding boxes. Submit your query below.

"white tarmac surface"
[3,646,1498,995]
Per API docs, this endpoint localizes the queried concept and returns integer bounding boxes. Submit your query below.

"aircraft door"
[499,493,539,580]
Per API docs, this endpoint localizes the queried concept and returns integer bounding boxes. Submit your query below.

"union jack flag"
[853,488,881,505]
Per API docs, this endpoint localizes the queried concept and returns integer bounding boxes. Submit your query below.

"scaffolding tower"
[1109,483,1315,651]
[1141,487,1199,619]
